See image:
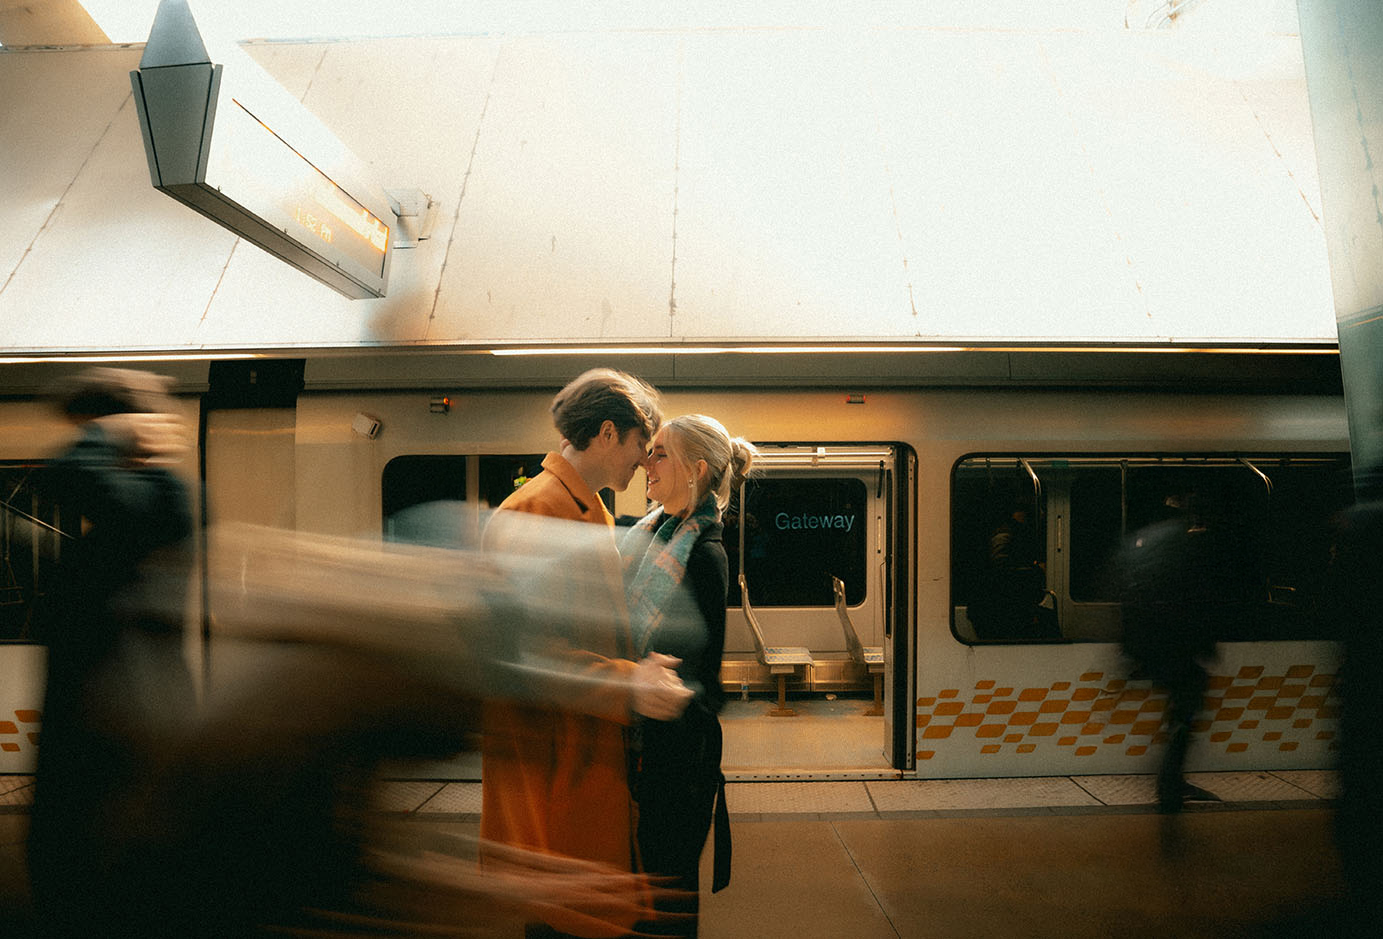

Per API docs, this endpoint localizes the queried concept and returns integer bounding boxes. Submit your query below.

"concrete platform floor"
[2,795,1347,938]
[699,808,1344,939]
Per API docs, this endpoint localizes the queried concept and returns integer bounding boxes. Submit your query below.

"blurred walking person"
[26,368,195,937]
[1118,491,1230,813]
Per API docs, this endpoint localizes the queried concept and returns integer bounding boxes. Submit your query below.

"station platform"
[1,771,1347,937]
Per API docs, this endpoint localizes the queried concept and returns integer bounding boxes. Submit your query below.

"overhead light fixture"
[485,343,1337,356]
[0,352,261,365]
[487,344,966,356]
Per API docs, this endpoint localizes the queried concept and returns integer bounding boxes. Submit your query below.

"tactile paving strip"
[1072,770,1330,805]
[865,776,1100,812]
[371,780,446,813]
[724,780,875,815]
[1269,769,1339,799]
[1069,774,1159,805]
[0,775,33,806]
[416,782,483,814]
[1183,771,1323,802]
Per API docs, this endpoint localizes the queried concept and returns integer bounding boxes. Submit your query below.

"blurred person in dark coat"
[22,370,669,937]
[1325,485,1383,930]
[1119,491,1231,814]
[25,368,195,937]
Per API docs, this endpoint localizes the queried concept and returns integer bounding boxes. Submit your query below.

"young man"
[481,368,692,939]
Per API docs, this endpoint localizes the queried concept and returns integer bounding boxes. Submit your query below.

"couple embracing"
[482,368,754,939]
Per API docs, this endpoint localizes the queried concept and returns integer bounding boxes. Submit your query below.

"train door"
[720,444,913,777]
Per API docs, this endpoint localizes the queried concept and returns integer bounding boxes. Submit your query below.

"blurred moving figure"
[25,368,195,937]
[18,368,688,937]
[1325,491,1383,930]
[620,415,753,936]
[1118,492,1228,814]
[201,520,690,938]
[480,369,692,939]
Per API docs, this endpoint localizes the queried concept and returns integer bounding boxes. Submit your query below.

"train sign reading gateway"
[774,512,858,532]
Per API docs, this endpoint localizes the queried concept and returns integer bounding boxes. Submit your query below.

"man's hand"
[631,652,693,720]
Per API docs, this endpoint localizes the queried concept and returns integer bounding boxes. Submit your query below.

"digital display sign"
[130,0,396,299]
[215,98,390,282]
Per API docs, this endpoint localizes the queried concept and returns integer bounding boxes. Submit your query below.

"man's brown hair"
[551,368,662,450]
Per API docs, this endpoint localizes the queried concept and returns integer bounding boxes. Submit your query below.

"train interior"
[715,445,910,779]
[950,454,1354,646]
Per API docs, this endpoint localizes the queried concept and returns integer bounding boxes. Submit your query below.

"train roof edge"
[0,345,1344,397]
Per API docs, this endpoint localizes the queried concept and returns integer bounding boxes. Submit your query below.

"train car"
[0,351,1352,783]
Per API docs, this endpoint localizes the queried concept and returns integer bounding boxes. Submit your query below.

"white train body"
[0,357,1351,779]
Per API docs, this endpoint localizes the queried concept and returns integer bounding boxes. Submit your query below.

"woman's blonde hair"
[660,414,756,514]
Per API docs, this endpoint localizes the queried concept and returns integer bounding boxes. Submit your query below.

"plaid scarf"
[620,494,720,657]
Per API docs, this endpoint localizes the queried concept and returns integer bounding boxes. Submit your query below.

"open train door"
[886,445,917,772]
[723,444,915,777]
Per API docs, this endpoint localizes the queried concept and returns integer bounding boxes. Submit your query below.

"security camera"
[351,413,381,439]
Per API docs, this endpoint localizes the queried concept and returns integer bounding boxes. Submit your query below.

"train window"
[951,459,1053,641]
[1069,463,1272,605]
[1245,457,1355,640]
[0,462,62,642]
[382,454,548,546]
[952,454,1353,644]
[382,455,469,547]
[1067,467,1122,601]
[478,454,546,509]
[728,476,869,607]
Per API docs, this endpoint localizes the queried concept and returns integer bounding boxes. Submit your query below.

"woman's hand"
[632,652,693,720]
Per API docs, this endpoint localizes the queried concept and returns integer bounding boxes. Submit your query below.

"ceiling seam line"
[425,48,499,338]
[1,91,132,300]
[668,40,684,338]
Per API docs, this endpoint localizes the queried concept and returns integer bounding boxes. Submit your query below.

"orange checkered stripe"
[0,710,41,753]
[915,665,1340,762]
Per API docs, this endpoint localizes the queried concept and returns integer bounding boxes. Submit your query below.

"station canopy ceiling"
[0,1,1308,55]
[0,2,1341,356]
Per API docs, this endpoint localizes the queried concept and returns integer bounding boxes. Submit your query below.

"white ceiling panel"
[1042,31,1333,341]
[0,50,239,352]
[0,51,140,294]
[429,33,681,342]
[870,30,1142,342]
[0,18,1337,353]
[670,30,908,340]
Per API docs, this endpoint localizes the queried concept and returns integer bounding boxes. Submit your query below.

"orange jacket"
[480,453,643,936]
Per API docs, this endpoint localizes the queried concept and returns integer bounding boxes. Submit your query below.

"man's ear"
[598,419,618,445]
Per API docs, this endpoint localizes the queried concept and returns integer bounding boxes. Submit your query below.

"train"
[0,348,1353,781]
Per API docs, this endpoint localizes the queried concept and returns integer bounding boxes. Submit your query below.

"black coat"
[28,422,195,936]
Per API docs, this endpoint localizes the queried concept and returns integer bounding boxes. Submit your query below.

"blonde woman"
[620,414,755,937]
